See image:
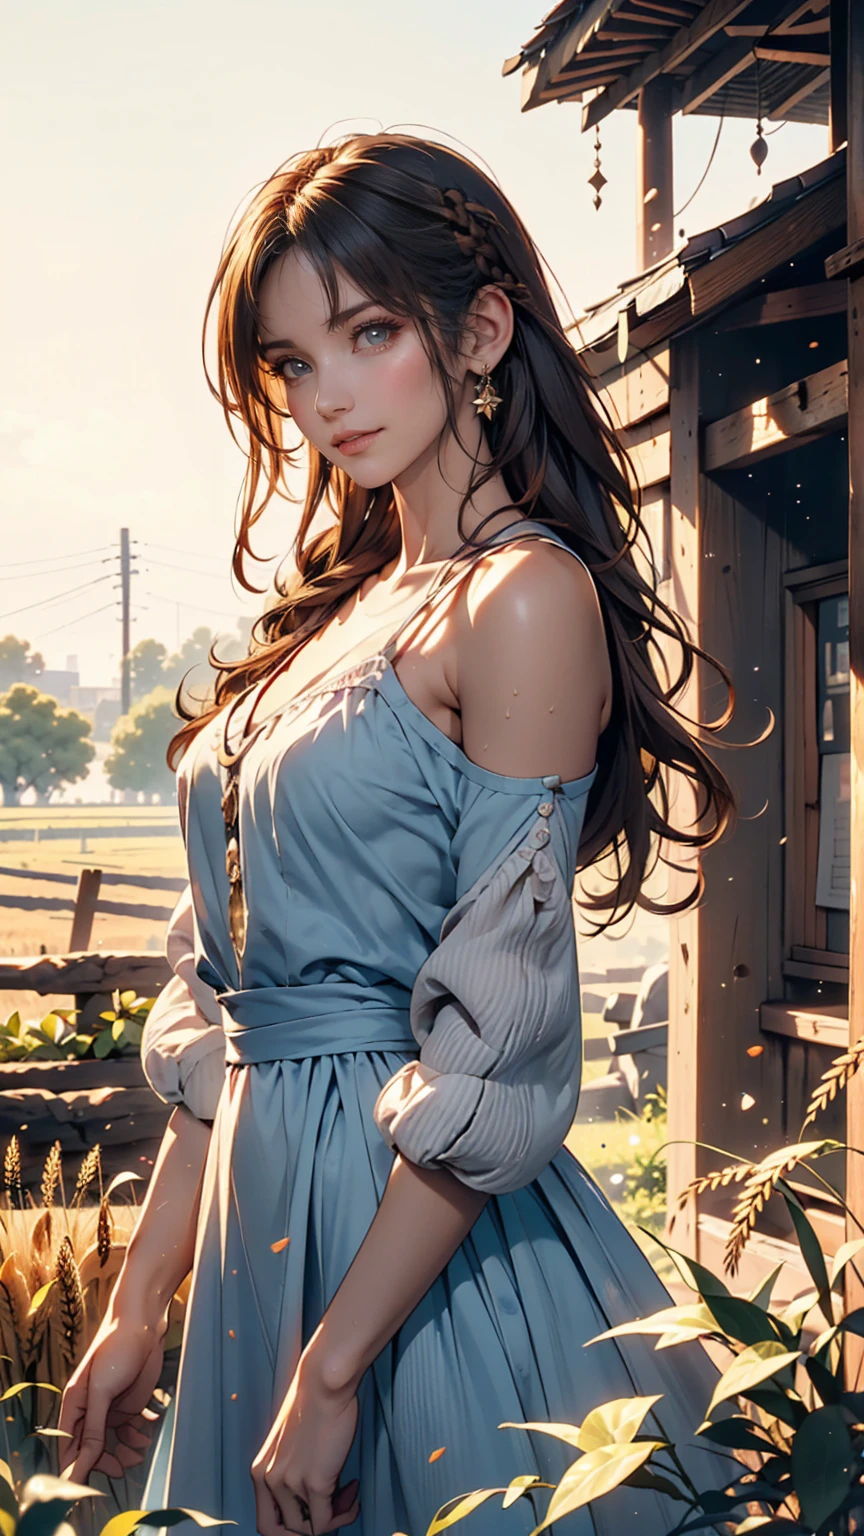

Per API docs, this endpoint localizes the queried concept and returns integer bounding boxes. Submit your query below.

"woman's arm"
[305,1155,487,1394]
[111,1101,212,1318]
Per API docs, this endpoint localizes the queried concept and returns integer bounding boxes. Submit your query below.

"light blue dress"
[141,521,722,1535]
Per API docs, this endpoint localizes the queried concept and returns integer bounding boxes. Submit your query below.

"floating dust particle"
[229,1329,235,1338]
[271,1237,290,1254]
[741,1093,756,1111]
[747,1045,764,1058]
[505,708,510,718]
[231,1393,238,1401]
[428,1447,446,1463]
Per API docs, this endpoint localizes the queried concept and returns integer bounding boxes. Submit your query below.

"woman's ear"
[464,285,514,375]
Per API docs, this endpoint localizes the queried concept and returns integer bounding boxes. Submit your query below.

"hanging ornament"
[588,124,607,210]
[749,53,768,175]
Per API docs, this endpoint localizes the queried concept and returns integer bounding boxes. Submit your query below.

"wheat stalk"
[724,1146,828,1276]
[41,1141,62,1209]
[53,1236,84,1365]
[96,1199,114,1269]
[72,1146,102,1209]
[803,1034,864,1131]
[3,1137,22,1207]
[0,1256,25,1388]
[677,1160,755,1208]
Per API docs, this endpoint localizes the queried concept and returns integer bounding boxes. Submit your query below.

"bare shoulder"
[455,536,610,782]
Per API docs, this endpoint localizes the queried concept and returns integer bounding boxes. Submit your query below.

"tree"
[104,687,178,801]
[128,637,169,702]
[0,635,45,692]
[0,685,95,806]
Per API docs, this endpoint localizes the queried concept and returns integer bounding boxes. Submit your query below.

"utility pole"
[120,527,131,715]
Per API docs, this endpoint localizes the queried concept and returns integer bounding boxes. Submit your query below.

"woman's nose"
[314,366,354,420]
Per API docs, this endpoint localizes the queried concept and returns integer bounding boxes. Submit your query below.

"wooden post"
[665,334,701,1255]
[829,0,848,154]
[637,75,675,272]
[845,0,864,1365]
[68,868,102,953]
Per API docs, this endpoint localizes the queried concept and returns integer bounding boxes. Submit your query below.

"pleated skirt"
[143,1051,725,1535]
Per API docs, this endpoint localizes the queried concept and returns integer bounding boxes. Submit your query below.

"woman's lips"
[334,429,383,456]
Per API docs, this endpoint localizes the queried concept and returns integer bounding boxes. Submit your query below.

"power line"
[30,600,119,640]
[674,114,725,220]
[140,556,233,581]
[1,546,114,569]
[140,589,246,622]
[0,572,113,622]
[141,541,227,566]
[0,556,115,582]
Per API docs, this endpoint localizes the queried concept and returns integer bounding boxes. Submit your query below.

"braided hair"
[170,132,737,933]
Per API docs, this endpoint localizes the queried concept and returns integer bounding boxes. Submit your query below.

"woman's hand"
[58,1308,167,1482]
[251,1351,360,1536]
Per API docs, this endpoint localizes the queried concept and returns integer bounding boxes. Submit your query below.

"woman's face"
[256,250,457,489]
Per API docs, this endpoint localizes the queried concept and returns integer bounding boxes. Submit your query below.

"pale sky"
[2,0,829,684]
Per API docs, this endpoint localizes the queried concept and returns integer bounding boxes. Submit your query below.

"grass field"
[0,807,185,1018]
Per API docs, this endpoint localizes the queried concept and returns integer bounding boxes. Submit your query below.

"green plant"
[0,1465,227,1536]
[428,1043,864,1536]
[0,993,155,1064]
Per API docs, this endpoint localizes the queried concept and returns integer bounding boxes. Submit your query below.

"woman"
[58,134,736,1536]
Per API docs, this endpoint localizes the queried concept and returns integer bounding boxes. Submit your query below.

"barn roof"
[504,0,831,129]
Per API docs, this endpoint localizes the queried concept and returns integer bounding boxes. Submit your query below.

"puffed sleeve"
[140,885,227,1123]
[373,770,594,1195]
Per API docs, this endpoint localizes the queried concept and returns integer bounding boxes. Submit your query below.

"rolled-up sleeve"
[373,773,592,1195]
[141,885,226,1123]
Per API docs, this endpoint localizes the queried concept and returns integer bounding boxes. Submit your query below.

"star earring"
[473,363,502,420]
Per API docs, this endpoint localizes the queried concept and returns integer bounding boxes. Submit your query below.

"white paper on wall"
[815,751,850,911]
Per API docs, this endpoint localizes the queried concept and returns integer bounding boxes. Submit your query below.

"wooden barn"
[505,0,864,1286]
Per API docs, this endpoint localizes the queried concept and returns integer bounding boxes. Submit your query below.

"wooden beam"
[760,1000,848,1048]
[704,358,848,471]
[680,38,755,114]
[689,173,846,317]
[753,43,830,64]
[0,952,172,994]
[68,868,102,953]
[826,235,864,281]
[637,73,675,268]
[619,412,672,485]
[597,345,671,425]
[768,65,830,121]
[582,0,752,129]
[713,281,846,328]
[845,0,864,1367]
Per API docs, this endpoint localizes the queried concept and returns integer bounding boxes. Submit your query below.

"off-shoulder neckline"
[378,662,599,798]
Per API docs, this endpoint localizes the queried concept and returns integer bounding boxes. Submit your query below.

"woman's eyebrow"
[260,300,378,354]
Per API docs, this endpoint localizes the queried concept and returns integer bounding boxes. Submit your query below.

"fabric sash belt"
[218,979,418,1065]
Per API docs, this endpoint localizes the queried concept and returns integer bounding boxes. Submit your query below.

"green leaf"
[576,1395,663,1453]
[637,1229,730,1298]
[781,1186,833,1329]
[745,1385,806,1430]
[587,1304,717,1347]
[111,1019,126,1044]
[747,1262,785,1313]
[498,1421,582,1450]
[99,1511,234,1536]
[424,1489,505,1534]
[530,1441,666,1534]
[779,1289,819,1336]
[5,1012,21,1038]
[701,1294,783,1349]
[697,1416,776,1453]
[27,1282,54,1317]
[501,1476,540,1510]
[623,1465,688,1501]
[804,1355,841,1406]
[0,1382,59,1402]
[93,1028,116,1059]
[790,1405,854,1531]
[704,1341,801,1420]
[829,1237,864,1290]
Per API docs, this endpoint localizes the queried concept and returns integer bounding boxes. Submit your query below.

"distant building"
[37,665,80,704]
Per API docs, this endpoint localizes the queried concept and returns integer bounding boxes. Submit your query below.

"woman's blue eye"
[360,325,390,346]
[285,359,310,378]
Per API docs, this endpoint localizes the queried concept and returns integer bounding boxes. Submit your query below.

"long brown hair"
[170,131,737,933]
